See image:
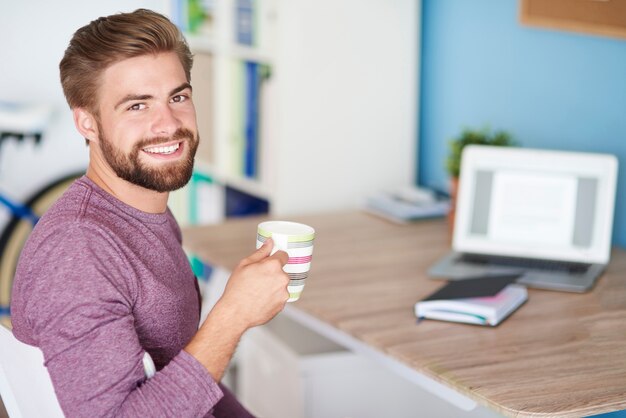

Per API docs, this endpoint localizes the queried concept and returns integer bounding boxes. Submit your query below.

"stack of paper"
[364,186,450,223]
[415,276,528,326]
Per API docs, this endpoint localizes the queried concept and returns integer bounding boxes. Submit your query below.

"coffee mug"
[256,221,315,302]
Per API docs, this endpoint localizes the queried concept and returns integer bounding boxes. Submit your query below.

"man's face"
[94,52,199,192]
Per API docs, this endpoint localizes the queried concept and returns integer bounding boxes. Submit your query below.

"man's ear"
[73,108,99,143]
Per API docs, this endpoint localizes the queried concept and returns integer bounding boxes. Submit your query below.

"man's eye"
[128,103,146,111]
[171,95,188,103]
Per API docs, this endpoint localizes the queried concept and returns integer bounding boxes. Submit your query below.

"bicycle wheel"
[0,173,82,328]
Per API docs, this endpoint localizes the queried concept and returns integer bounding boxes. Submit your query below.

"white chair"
[0,325,64,417]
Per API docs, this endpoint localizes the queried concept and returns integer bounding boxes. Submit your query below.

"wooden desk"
[182,211,626,417]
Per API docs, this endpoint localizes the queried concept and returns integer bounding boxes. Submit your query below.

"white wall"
[0,0,168,226]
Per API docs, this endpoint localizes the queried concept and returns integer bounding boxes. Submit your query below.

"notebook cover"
[423,275,520,301]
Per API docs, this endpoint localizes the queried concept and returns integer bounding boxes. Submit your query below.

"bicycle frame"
[0,192,40,226]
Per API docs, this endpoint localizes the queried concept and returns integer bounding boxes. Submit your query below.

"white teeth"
[144,143,180,155]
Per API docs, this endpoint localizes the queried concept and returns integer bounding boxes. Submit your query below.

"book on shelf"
[258,62,275,184]
[168,171,225,226]
[229,60,272,180]
[230,60,246,176]
[234,0,278,51]
[244,61,259,178]
[168,182,192,227]
[364,186,450,223]
[190,171,225,225]
[169,0,187,31]
[190,52,214,165]
[225,185,269,217]
[415,276,528,327]
[235,0,254,45]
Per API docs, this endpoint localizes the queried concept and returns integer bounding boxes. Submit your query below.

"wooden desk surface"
[182,211,626,418]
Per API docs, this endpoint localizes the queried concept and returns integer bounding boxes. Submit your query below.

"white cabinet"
[171,0,419,220]
[236,313,502,418]
[237,314,428,418]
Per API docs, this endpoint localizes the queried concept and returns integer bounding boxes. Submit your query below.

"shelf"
[187,35,274,64]
[175,0,419,219]
[227,44,273,65]
[194,160,273,201]
[186,35,218,54]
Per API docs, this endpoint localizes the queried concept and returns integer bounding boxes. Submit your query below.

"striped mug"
[256,221,315,302]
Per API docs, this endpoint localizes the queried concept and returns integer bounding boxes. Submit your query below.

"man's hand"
[184,238,289,381]
[218,238,290,330]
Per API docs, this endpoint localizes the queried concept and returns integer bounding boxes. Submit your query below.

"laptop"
[429,145,618,292]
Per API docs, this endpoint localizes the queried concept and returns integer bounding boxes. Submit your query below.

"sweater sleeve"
[11,225,223,418]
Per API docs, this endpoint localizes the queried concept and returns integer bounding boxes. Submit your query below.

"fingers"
[240,238,274,266]
[239,239,289,268]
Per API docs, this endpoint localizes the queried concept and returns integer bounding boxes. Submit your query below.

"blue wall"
[418,0,626,247]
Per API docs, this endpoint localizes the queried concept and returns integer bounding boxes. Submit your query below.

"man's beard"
[97,124,199,193]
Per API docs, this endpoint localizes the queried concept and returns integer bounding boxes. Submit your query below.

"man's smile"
[141,140,185,158]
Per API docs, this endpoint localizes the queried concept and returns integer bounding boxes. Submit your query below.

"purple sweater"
[11,177,238,417]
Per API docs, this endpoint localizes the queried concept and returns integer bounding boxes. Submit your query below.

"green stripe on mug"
[257,235,314,248]
[257,221,315,243]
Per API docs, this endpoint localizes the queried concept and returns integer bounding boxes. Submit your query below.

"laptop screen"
[454,146,617,264]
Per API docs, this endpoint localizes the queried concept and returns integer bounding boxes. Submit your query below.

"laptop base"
[428,251,604,293]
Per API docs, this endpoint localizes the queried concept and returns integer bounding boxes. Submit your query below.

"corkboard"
[520,0,626,40]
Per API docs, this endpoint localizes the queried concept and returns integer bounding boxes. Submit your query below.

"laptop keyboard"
[459,253,591,274]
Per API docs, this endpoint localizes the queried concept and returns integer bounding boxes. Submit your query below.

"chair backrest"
[0,325,64,417]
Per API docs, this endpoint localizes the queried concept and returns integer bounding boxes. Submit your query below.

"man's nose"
[151,104,182,137]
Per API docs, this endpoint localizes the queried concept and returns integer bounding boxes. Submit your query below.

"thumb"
[268,249,289,267]
[240,238,274,266]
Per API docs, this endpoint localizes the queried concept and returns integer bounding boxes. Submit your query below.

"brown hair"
[59,8,193,114]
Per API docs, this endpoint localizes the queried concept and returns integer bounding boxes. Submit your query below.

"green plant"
[446,127,516,177]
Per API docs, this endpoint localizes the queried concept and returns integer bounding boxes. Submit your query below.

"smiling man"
[10,9,289,418]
